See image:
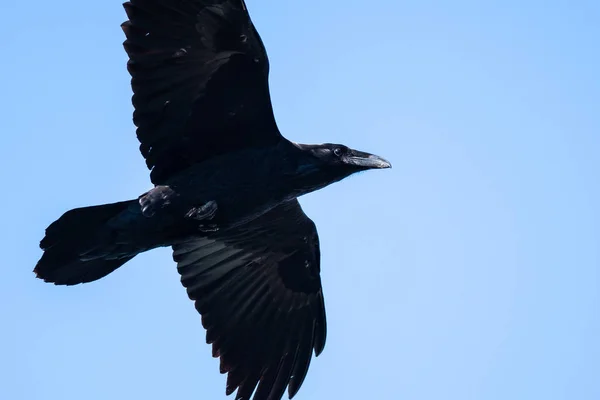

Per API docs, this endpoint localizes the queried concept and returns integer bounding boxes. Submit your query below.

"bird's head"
[288,142,391,194]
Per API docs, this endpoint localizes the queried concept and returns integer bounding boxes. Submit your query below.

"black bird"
[34,1,390,399]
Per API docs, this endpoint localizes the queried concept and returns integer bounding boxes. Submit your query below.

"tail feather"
[35,200,138,285]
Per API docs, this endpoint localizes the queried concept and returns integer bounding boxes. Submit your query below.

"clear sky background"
[1,1,598,399]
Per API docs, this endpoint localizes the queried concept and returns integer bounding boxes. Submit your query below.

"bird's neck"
[273,141,339,199]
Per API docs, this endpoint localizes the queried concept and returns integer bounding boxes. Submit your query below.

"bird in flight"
[34,1,391,399]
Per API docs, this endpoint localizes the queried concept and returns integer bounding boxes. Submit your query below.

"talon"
[139,185,177,217]
[186,200,218,221]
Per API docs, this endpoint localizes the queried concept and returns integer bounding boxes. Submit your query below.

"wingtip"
[121,20,132,32]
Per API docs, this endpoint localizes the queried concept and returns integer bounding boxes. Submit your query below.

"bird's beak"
[344,150,392,169]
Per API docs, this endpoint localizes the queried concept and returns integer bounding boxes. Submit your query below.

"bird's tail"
[34,199,141,285]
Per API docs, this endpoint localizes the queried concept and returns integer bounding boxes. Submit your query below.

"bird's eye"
[333,148,343,157]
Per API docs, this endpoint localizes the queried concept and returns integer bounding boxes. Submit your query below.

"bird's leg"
[185,200,219,232]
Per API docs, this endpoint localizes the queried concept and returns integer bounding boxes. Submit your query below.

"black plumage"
[34,1,390,400]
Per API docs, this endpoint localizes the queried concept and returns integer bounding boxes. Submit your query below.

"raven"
[34,1,390,399]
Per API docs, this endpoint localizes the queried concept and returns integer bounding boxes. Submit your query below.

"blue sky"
[1,1,599,399]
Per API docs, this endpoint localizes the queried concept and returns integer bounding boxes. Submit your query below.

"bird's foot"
[185,200,218,221]
[185,201,219,232]
[139,185,177,217]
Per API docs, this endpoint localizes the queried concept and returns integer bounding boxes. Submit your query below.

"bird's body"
[156,140,316,226]
[34,1,390,400]
[66,140,352,264]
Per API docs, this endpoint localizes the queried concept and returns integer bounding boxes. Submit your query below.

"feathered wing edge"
[172,201,326,400]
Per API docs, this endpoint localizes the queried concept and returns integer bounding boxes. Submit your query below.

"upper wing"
[121,0,282,184]
[172,200,327,400]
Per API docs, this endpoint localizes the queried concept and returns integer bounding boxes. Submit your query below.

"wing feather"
[122,0,281,183]
[172,200,326,400]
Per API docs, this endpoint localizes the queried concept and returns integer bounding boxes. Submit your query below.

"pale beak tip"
[370,155,392,169]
